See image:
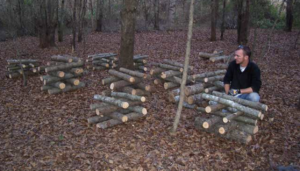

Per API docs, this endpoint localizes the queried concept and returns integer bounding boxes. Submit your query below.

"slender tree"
[210,0,218,41]
[58,0,65,42]
[72,0,77,52]
[96,0,103,32]
[285,0,293,32]
[119,0,138,69]
[236,0,250,45]
[78,0,87,42]
[220,0,226,40]
[168,0,176,30]
[154,0,160,30]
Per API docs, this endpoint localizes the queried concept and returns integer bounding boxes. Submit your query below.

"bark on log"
[43,73,81,85]
[111,92,146,102]
[150,67,166,75]
[120,67,148,78]
[102,77,121,85]
[204,75,224,83]
[184,83,205,96]
[127,106,147,115]
[205,86,221,93]
[223,111,243,123]
[161,70,182,79]
[200,93,262,119]
[135,59,147,64]
[122,87,136,94]
[53,82,66,89]
[7,59,39,64]
[108,69,136,83]
[205,104,227,113]
[192,70,226,81]
[196,107,258,125]
[212,81,224,88]
[213,50,224,55]
[209,55,230,62]
[218,122,238,134]
[199,52,219,58]
[90,103,110,110]
[162,59,194,70]
[48,71,65,78]
[110,80,134,90]
[48,82,85,95]
[87,116,110,125]
[94,95,129,109]
[133,55,148,60]
[187,94,202,104]
[173,76,192,84]
[45,61,84,73]
[109,112,128,122]
[96,112,144,129]
[93,66,106,71]
[135,83,151,92]
[66,78,80,85]
[203,116,222,129]
[70,68,84,74]
[137,66,147,72]
[154,78,164,85]
[212,91,268,112]
[168,88,181,102]
[164,82,179,90]
[152,63,182,72]
[41,85,53,91]
[51,55,73,63]
[88,53,116,59]
[216,63,228,69]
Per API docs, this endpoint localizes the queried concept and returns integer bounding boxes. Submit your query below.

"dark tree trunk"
[237,0,250,45]
[220,0,226,40]
[154,0,160,30]
[17,0,25,36]
[96,0,104,32]
[37,0,59,48]
[72,0,77,52]
[285,0,293,32]
[210,0,218,41]
[78,0,87,42]
[119,0,138,69]
[58,0,65,42]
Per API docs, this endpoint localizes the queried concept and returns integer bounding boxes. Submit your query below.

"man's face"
[234,49,248,65]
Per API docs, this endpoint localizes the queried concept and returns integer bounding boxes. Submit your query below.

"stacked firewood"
[40,55,86,95]
[199,50,232,63]
[85,53,148,72]
[194,91,268,144]
[167,69,226,106]
[101,67,151,96]
[88,92,148,129]
[6,59,41,79]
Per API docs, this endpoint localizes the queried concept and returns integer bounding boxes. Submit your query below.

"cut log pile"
[85,53,148,72]
[199,49,232,63]
[87,92,148,129]
[6,59,42,79]
[40,55,85,95]
[194,91,268,144]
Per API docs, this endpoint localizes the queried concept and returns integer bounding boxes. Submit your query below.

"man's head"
[234,45,251,66]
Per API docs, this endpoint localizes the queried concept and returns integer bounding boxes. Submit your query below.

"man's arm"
[240,87,253,94]
[224,84,230,94]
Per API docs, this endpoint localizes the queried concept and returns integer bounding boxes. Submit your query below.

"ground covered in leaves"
[0,29,299,170]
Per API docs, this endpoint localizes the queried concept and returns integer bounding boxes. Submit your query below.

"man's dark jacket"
[223,60,261,93]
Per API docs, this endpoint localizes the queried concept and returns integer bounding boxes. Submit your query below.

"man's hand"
[229,89,240,96]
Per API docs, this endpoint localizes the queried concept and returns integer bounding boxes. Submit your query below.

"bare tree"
[78,0,87,42]
[220,0,226,40]
[72,0,77,52]
[154,0,160,30]
[285,0,293,32]
[168,0,176,30]
[119,0,138,69]
[210,0,219,41]
[58,0,65,42]
[96,0,104,32]
[236,0,250,45]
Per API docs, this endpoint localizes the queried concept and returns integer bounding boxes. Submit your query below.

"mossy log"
[66,78,80,85]
[48,71,65,78]
[87,116,111,125]
[202,116,222,129]
[7,59,39,64]
[109,112,128,122]
[51,55,73,63]
[223,111,244,123]
[127,106,147,115]
[217,122,238,134]
[135,83,151,92]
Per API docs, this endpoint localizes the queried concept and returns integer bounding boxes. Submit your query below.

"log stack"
[199,50,232,63]
[87,92,148,129]
[6,59,42,79]
[85,53,148,72]
[194,91,268,144]
[40,55,86,95]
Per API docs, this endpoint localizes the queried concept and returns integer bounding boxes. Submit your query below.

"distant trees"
[210,0,219,41]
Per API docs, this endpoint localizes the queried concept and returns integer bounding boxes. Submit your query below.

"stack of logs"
[199,50,232,63]
[101,67,151,96]
[194,91,268,144]
[40,55,86,95]
[167,69,226,106]
[88,92,148,129]
[6,59,41,79]
[85,53,148,72]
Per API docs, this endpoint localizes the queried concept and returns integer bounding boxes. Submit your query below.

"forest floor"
[0,29,299,170]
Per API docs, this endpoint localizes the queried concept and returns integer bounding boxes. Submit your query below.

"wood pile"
[85,53,148,72]
[199,50,232,63]
[6,59,42,79]
[194,91,268,144]
[40,55,86,95]
[88,92,148,129]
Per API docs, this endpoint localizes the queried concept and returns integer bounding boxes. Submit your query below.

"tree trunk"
[78,0,87,42]
[72,0,77,52]
[58,0,65,42]
[96,0,103,31]
[111,92,146,102]
[205,104,227,113]
[154,0,160,30]
[285,0,293,32]
[168,0,176,30]
[237,0,250,45]
[184,83,205,96]
[220,0,226,40]
[108,69,136,83]
[119,0,138,69]
[94,95,129,109]
[210,0,218,41]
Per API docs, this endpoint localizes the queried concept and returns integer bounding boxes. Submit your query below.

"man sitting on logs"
[223,45,261,102]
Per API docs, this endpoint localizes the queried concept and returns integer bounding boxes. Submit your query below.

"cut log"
[200,93,262,119]
[90,103,109,110]
[87,116,110,125]
[122,87,136,95]
[162,59,194,70]
[199,52,219,58]
[48,71,65,78]
[111,92,146,102]
[212,91,268,112]
[127,106,147,115]
[96,112,144,129]
[150,67,166,75]
[66,78,80,85]
[187,94,202,104]
[93,66,106,71]
[223,111,244,123]
[218,122,238,135]
[209,55,231,62]
[7,59,39,64]
[204,75,224,83]
[236,122,259,134]
[53,82,66,89]
[94,95,129,109]
[135,59,147,64]
[152,63,182,72]
[133,55,148,60]
[154,78,164,85]
[196,107,258,126]
[45,61,84,73]
[110,80,134,90]
[48,82,85,95]
[213,50,224,55]
[205,86,222,93]
[41,85,53,91]
[100,89,112,96]
[192,70,226,81]
[108,69,136,83]
[135,83,151,92]
[161,70,182,79]
[168,88,181,102]
[212,81,224,88]
[101,76,121,85]
[43,73,79,85]
[88,53,116,59]
[216,63,228,69]
[205,104,227,113]
[137,66,147,72]
[70,68,84,74]
[184,83,205,96]
[109,112,128,122]
[164,82,179,90]
[173,76,192,84]
[51,55,73,63]
[119,67,148,78]
[202,116,221,129]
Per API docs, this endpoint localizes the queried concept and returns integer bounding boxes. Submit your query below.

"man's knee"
[247,92,260,102]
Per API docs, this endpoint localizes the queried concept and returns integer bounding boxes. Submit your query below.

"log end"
[202,122,209,129]
[223,118,229,123]
[142,108,147,115]
[161,73,166,79]
[110,83,115,90]
[260,114,264,120]
[187,97,194,105]
[122,102,129,109]
[141,97,146,102]
[163,83,168,89]
[205,106,211,113]
[204,78,208,82]
[145,85,151,91]
[122,116,128,122]
[96,109,100,115]
[129,77,135,83]
[253,126,259,134]
[59,83,66,89]
[74,79,80,86]
[219,127,225,134]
